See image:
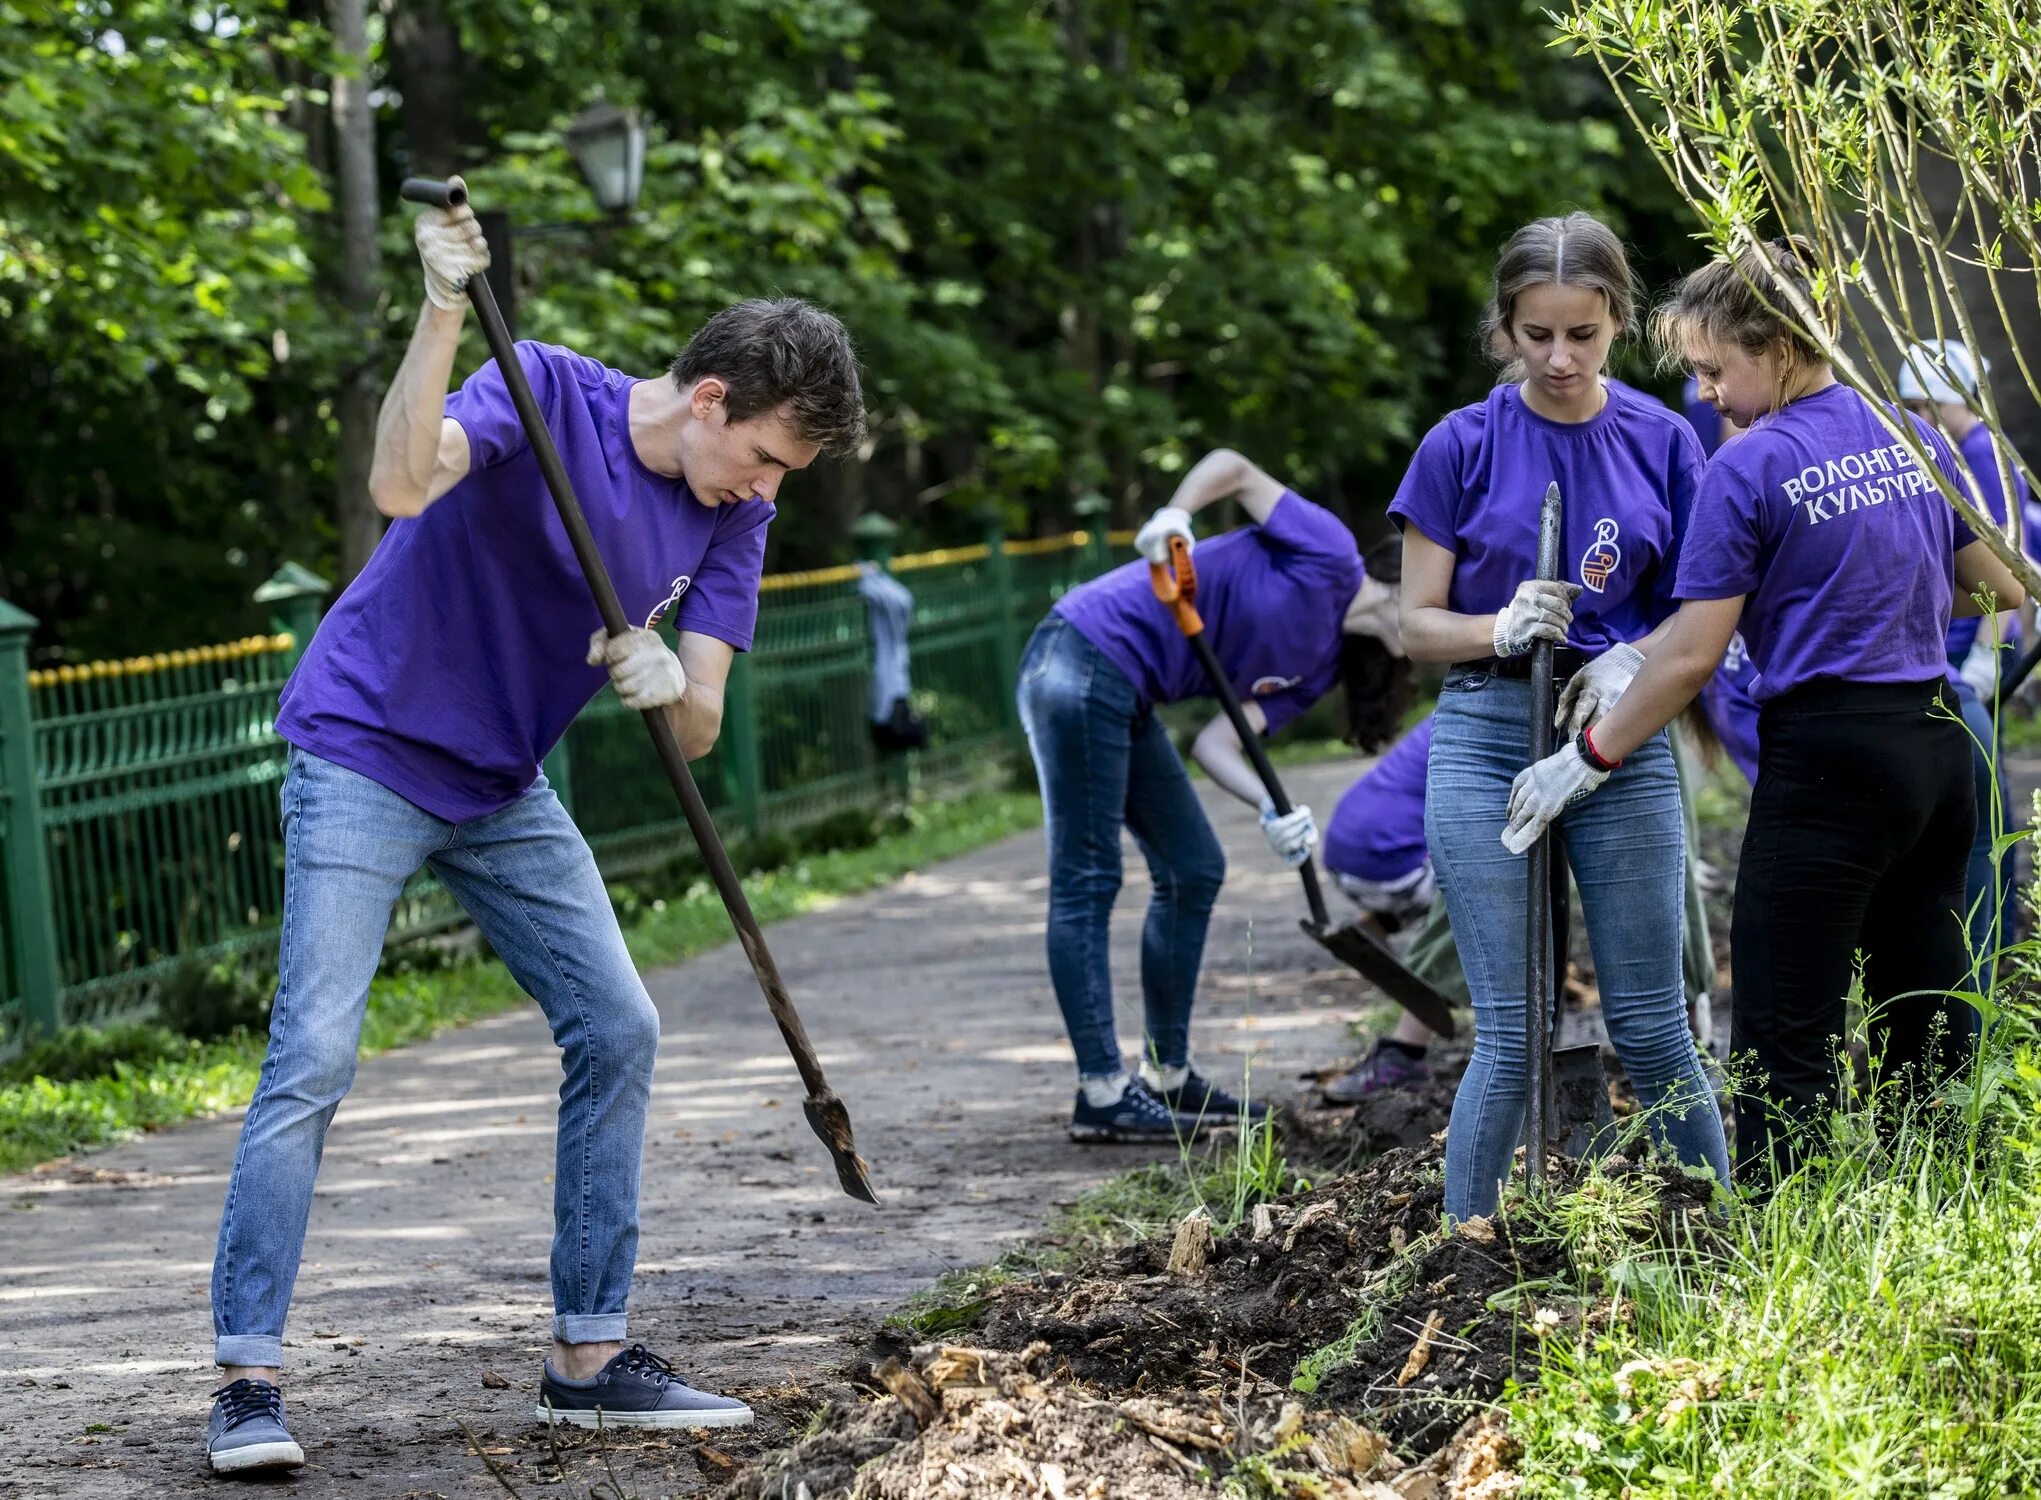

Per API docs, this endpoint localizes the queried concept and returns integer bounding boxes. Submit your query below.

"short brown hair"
[1480,212,1638,367]
[1650,235,1833,377]
[670,298,867,455]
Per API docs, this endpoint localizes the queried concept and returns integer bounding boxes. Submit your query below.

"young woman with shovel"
[1016,450,1412,1143]
[1505,240,2022,1187]
[1394,212,1731,1222]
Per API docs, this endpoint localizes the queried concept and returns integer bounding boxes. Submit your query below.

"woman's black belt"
[1447,647,1589,680]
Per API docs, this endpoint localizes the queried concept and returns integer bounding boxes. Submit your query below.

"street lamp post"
[472,101,649,339]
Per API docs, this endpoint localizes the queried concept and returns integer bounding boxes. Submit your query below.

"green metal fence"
[0,529,1119,1054]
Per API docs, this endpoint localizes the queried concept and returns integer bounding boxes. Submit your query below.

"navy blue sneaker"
[1068,1078,1208,1144]
[537,1345,754,1430]
[1157,1070,1273,1125]
[206,1379,305,1475]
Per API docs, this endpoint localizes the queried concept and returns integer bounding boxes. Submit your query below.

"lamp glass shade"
[566,103,645,215]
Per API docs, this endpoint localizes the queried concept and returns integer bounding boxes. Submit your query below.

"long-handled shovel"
[399,177,876,1204]
[1148,537,1457,1038]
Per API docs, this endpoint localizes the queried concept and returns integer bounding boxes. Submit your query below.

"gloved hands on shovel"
[414,176,492,312]
[1555,641,1644,733]
[588,628,688,710]
[1493,578,1581,658]
[1259,798,1318,867]
[1501,737,1610,854]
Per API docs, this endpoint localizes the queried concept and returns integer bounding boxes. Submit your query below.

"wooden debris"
[1283,1200,1341,1252]
[873,1356,939,1429]
[479,1370,510,1389]
[694,1442,738,1472]
[1251,1203,1276,1242]
[1168,1206,1214,1276]
[1396,1309,1445,1387]
[1456,1215,1496,1244]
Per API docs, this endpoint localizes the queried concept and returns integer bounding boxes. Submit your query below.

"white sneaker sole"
[534,1403,754,1430]
[209,1439,306,1473]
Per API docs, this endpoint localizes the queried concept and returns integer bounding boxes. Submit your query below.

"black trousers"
[1730,678,1975,1185]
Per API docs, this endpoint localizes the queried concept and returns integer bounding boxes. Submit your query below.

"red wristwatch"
[1577,725,1621,773]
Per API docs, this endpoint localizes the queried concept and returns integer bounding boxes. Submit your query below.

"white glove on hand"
[1556,641,1645,735]
[1501,743,1609,855]
[1259,798,1318,867]
[587,628,687,711]
[415,180,491,312]
[1959,632,2003,704]
[1134,505,1195,565]
[1493,579,1581,658]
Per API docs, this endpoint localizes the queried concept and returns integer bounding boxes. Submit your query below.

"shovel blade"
[1301,917,1458,1038]
[802,1092,879,1204]
[1547,1042,1612,1159]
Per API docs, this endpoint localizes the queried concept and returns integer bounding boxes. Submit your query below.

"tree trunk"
[328,0,384,580]
[388,0,470,177]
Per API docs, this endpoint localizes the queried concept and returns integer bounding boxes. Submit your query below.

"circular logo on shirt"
[1250,674,1303,697]
[1579,519,1622,594]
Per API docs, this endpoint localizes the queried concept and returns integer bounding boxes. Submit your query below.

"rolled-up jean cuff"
[553,1313,629,1345]
[215,1334,285,1369]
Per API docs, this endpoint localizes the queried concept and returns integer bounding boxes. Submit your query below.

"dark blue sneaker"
[1068,1078,1209,1143]
[206,1379,304,1475]
[1157,1070,1273,1125]
[537,1345,754,1430]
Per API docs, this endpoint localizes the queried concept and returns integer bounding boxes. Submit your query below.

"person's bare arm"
[1189,703,1272,809]
[368,304,473,518]
[1163,448,1287,526]
[1398,530,1500,663]
[1583,598,1744,763]
[666,633,735,761]
[1953,539,2024,618]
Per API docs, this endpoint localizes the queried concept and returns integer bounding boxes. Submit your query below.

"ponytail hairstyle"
[1479,211,1640,378]
[1650,235,1835,397]
[1340,534,1418,752]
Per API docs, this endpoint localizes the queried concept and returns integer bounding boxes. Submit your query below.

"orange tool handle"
[1147,534,1205,636]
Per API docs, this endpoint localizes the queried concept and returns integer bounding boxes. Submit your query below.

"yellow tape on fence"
[29,634,295,689]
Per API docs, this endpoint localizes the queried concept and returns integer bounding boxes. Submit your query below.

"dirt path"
[0,761,1381,1499]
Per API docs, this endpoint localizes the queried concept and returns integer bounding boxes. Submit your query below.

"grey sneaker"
[536,1345,754,1430]
[206,1378,305,1475]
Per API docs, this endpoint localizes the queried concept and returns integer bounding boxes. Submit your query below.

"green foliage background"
[2,0,1691,659]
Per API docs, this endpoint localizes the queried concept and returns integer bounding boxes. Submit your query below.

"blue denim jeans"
[212,747,658,1367]
[1426,671,1729,1221]
[1016,615,1225,1081]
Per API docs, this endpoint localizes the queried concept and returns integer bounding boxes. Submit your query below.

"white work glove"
[1259,798,1318,867]
[415,178,491,312]
[1556,641,1645,735]
[1134,505,1196,565]
[1501,742,1609,855]
[587,628,687,711]
[1493,579,1581,658]
[1959,632,2002,704]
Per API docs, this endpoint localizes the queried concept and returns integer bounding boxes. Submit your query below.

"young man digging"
[203,180,866,1475]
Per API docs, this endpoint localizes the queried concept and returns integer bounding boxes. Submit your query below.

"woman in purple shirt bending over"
[1505,239,2022,1188]
[1019,449,1412,1143]
[1394,213,1730,1222]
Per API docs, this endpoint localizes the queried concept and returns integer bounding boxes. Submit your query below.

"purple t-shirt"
[1323,716,1432,881]
[1700,633,1761,784]
[1389,381,1705,656]
[1674,383,1972,702]
[277,342,773,822]
[1946,422,2029,665]
[1053,492,1361,734]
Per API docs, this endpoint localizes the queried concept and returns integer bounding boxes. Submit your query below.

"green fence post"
[983,510,1022,730]
[0,600,63,1037]
[1074,492,1112,580]
[721,650,765,838]
[253,561,331,671]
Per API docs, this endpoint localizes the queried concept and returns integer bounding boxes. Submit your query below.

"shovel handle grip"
[400,176,467,209]
[1148,535,1205,636]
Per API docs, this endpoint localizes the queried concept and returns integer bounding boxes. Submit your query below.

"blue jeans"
[1016,616,1225,1081]
[212,748,659,1367]
[1426,672,1729,1220]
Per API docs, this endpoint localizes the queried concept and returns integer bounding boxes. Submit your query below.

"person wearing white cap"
[1897,338,2033,998]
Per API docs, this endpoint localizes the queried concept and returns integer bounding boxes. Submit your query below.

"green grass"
[1503,1039,2041,1497]
[0,789,1041,1177]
